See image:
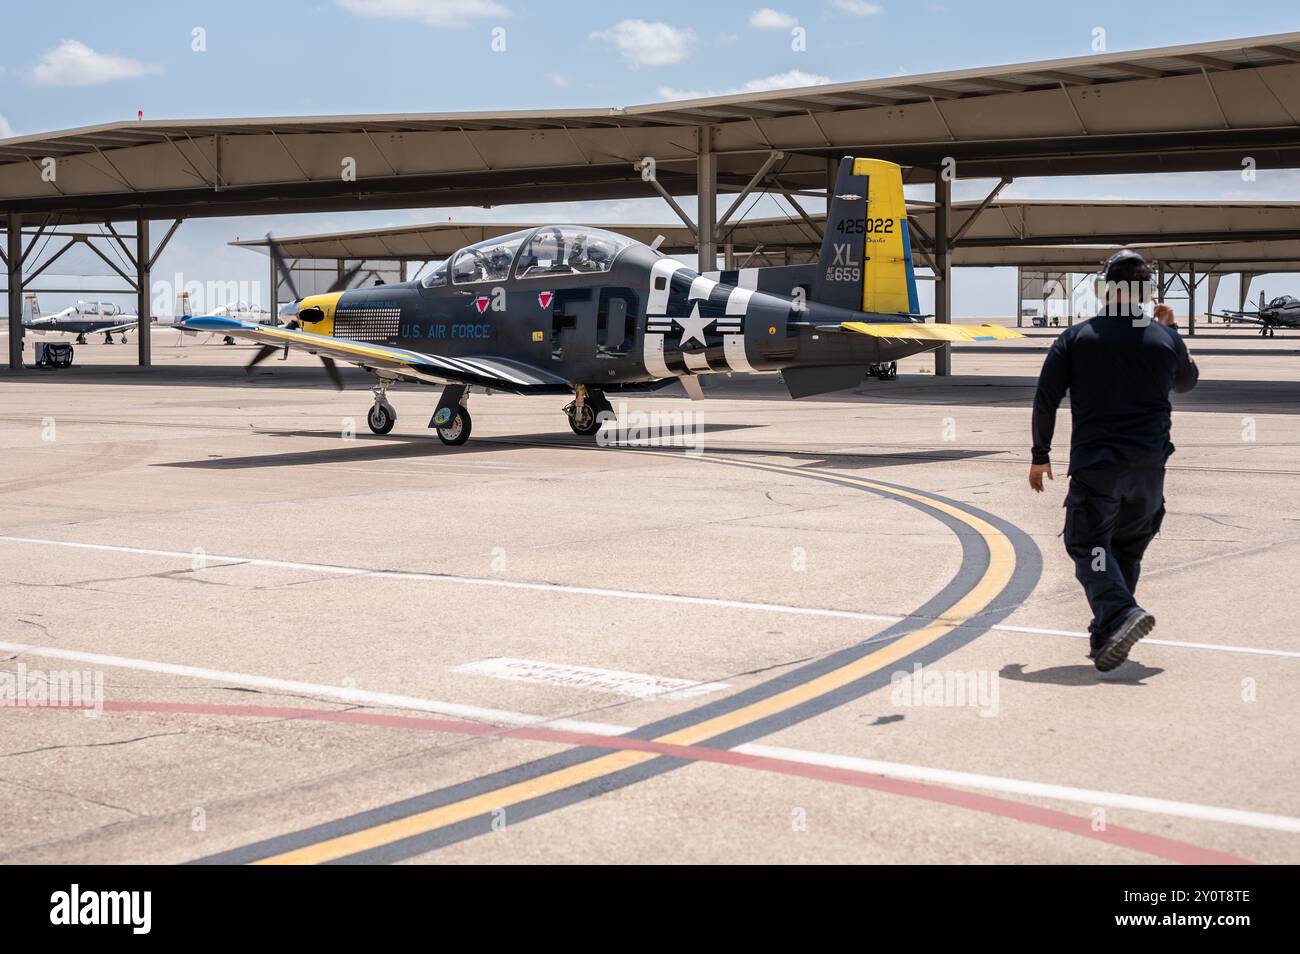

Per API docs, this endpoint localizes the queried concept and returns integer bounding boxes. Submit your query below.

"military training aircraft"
[22,294,141,344]
[1213,291,1300,336]
[178,157,1020,445]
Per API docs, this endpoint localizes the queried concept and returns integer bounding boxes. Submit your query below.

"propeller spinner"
[247,235,363,390]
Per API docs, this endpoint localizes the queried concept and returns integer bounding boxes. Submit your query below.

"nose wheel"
[367,400,396,435]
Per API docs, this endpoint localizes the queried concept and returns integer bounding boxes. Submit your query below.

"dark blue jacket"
[1031,314,1199,473]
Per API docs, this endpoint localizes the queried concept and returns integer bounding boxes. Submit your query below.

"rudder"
[811,157,919,316]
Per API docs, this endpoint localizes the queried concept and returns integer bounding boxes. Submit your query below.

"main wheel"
[367,401,396,435]
[437,407,471,445]
[567,401,602,436]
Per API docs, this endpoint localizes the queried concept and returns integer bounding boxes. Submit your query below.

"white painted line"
[0,535,903,623]
[0,640,628,738]
[736,742,1300,834]
[5,639,1297,835]
[1,535,1296,660]
[993,624,1300,659]
[453,658,730,700]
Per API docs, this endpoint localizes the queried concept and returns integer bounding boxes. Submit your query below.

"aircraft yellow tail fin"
[811,156,920,316]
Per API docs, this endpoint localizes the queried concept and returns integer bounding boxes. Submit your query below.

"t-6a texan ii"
[179,157,1020,445]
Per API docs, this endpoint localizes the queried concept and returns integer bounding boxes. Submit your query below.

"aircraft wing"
[94,319,140,335]
[1212,311,1265,324]
[177,315,571,393]
[840,321,1024,342]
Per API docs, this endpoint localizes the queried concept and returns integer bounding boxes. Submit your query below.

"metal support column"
[269,250,279,318]
[1188,262,1196,337]
[136,219,151,366]
[7,218,22,369]
[696,126,717,273]
[934,170,952,376]
[1238,271,1254,312]
[826,155,837,216]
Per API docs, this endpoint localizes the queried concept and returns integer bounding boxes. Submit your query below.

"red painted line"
[78,699,1252,864]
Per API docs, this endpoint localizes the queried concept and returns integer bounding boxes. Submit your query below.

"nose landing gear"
[367,382,396,435]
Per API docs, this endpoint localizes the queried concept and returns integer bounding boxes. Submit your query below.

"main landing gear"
[867,361,898,381]
[436,405,472,446]
[564,385,612,437]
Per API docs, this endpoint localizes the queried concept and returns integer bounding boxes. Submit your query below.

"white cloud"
[750,8,798,29]
[832,0,883,14]
[0,115,13,138]
[658,69,832,101]
[336,0,509,28]
[591,20,695,68]
[30,40,160,87]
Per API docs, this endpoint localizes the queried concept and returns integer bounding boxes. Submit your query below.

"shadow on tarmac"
[156,426,1004,471]
[999,661,1165,686]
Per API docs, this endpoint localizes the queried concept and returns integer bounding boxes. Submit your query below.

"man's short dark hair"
[1102,249,1152,283]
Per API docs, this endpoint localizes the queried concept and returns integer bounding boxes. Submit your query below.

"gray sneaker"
[1095,609,1155,672]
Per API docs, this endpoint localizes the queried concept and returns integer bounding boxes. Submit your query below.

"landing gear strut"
[564,386,612,437]
[367,382,396,435]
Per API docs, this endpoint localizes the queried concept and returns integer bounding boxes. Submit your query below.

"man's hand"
[1154,301,1176,327]
[1029,462,1053,493]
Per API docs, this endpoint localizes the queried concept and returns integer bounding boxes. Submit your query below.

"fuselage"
[295,232,926,390]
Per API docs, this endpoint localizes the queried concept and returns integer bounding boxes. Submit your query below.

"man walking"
[1029,250,1199,671]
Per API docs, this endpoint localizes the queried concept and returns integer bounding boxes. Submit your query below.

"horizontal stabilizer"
[841,322,1023,342]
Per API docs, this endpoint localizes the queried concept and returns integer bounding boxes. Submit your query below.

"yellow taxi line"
[252,460,1015,865]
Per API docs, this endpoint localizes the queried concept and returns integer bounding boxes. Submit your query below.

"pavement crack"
[0,777,141,819]
[3,730,193,760]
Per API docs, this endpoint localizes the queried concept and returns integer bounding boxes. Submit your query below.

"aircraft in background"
[172,294,281,344]
[21,295,140,344]
[178,157,1020,446]
[1213,292,1300,336]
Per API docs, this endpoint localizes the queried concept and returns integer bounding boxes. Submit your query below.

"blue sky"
[3,0,1299,316]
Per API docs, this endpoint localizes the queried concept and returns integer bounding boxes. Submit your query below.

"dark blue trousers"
[1063,465,1166,636]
